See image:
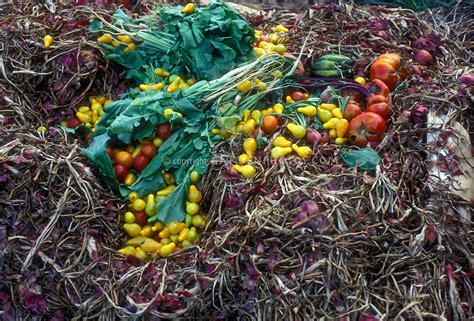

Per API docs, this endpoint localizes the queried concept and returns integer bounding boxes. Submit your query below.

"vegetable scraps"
[90,2,256,84]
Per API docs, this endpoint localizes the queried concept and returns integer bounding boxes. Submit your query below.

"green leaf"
[340,147,380,171]
[216,115,240,131]
[151,172,190,224]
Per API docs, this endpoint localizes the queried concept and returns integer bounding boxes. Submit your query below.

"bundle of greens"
[83,54,295,224]
[90,2,256,84]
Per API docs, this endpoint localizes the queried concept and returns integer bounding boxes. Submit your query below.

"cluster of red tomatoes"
[108,123,172,185]
[343,53,407,147]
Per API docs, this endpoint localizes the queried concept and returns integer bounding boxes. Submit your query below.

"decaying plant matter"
[0,2,472,320]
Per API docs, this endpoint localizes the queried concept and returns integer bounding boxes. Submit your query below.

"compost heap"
[0,2,472,320]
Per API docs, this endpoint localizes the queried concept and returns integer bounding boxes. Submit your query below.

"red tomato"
[343,101,362,121]
[289,91,306,102]
[370,53,408,90]
[367,79,390,97]
[367,103,390,120]
[114,165,128,182]
[367,95,390,119]
[115,151,134,169]
[67,117,81,128]
[156,123,172,140]
[367,95,387,106]
[134,211,148,225]
[107,147,114,159]
[341,88,361,103]
[141,144,157,159]
[261,115,279,135]
[347,112,387,147]
[133,155,150,171]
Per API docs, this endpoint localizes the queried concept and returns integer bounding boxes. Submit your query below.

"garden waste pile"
[0,1,472,320]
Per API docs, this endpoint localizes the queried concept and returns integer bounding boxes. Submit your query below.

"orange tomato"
[115,151,134,168]
[370,53,408,90]
[261,115,278,135]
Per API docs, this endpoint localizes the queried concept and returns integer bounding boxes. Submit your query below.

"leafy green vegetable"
[89,2,256,84]
[340,147,380,171]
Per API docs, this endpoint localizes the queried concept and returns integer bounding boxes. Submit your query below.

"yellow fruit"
[273,136,292,147]
[170,234,179,243]
[185,214,193,227]
[152,221,164,232]
[76,112,91,124]
[43,35,54,48]
[258,41,269,49]
[140,225,153,237]
[159,227,170,239]
[181,2,196,14]
[319,109,333,123]
[336,119,349,138]
[168,222,185,234]
[292,144,312,158]
[132,199,146,212]
[163,172,175,185]
[117,35,132,44]
[157,185,176,196]
[141,238,162,253]
[159,243,176,257]
[243,138,257,159]
[163,108,174,119]
[124,173,136,186]
[128,192,139,203]
[255,79,267,92]
[331,108,343,119]
[320,103,337,111]
[190,170,201,183]
[192,215,205,228]
[188,185,202,203]
[124,212,135,223]
[118,246,136,256]
[153,137,164,148]
[274,25,289,33]
[238,154,249,164]
[335,137,348,145]
[145,194,157,216]
[233,164,255,179]
[186,202,200,215]
[328,129,337,138]
[123,223,141,237]
[111,40,121,48]
[254,47,265,56]
[134,247,147,260]
[271,146,293,159]
[297,106,317,117]
[273,103,284,114]
[236,80,253,92]
[79,106,90,113]
[160,238,171,245]
[354,77,366,85]
[274,44,286,55]
[323,118,339,130]
[126,236,146,246]
[242,119,257,135]
[97,33,113,44]
[179,228,190,242]
[286,123,306,139]
[181,240,192,248]
[154,68,170,77]
[186,229,198,242]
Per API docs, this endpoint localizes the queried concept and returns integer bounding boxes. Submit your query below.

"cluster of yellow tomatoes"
[118,171,206,259]
[137,69,197,94]
[62,96,113,130]
[253,25,289,56]
[97,33,137,53]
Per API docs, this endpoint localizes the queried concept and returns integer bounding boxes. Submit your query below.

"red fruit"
[107,147,114,159]
[134,211,148,225]
[114,165,128,182]
[133,155,150,171]
[141,144,157,159]
[343,101,362,121]
[347,112,387,147]
[156,123,172,140]
[67,117,81,128]
[289,91,306,102]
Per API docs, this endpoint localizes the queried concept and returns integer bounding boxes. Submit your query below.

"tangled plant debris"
[0,1,473,320]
